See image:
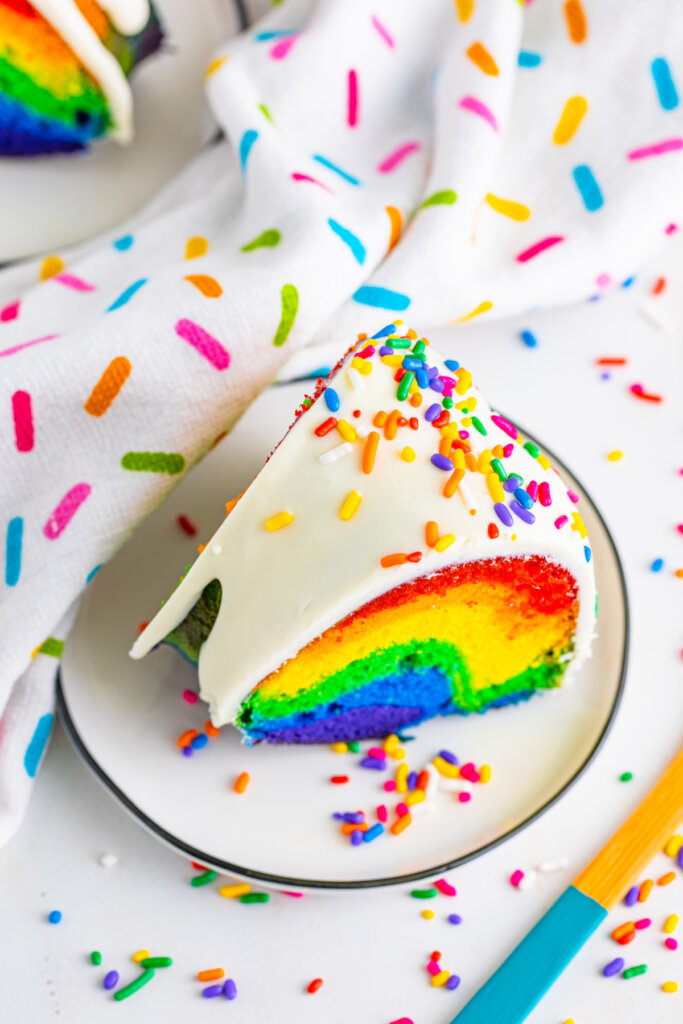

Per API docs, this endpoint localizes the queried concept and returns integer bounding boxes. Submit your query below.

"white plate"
[58,381,628,891]
[0,0,245,261]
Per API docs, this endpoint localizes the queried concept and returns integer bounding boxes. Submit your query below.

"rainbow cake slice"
[0,0,162,155]
[130,322,596,744]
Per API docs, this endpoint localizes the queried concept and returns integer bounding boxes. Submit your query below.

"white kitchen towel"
[2,0,682,844]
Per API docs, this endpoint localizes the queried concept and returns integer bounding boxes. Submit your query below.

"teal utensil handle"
[450,885,607,1024]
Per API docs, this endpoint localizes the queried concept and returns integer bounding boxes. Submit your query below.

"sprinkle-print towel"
[1,0,683,844]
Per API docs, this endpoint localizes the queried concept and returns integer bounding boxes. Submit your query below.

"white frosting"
[130,328,596,727]
[30,0,151,143]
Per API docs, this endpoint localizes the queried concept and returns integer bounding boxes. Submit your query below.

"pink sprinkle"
[370,14,394,47]
[458,791,471,803]
[12,390,33,452]
[427,960,441,976]
[635,918,651,930]
[357,345,376,359]
[491,413,518,439]
[566,489,579,503]
[527,481,538,501]
[270,34,297,59]
[347,69,359,127]
[291,172,333,193]
[434,878,457,897]
[0,334,59,359]
[459,95,498,131]
[396,802,409,816]
[595,273,611,288]
[676,524,683,535]
[0,299,20,322]
[538,482,552,507]
[43,483,91,540]
[182,689,198,704]
[666,223,678,234]
[367,747,386,761]
[377,141,420,173]
[175,319,231,371]
[384,780,396,792]
[510,870,524,888]
[460,762,475,776]
[503,444,514,458]
[459,430,469,440]
[389,1019,414,1024]
[377,805,388,823]
[282,891,304,898]
[627,138,683,161]
[54,272,96,292]
[516,236,565,263]
[665,938,678,950]
[554,515,569,529]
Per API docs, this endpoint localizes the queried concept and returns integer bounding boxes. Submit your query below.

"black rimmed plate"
[58,382,628,891]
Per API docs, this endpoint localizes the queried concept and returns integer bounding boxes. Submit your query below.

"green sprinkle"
[471,416,487,436]
[420,189,457,209]
[348,741,360,753]
[273,283,299,347]
[38,637,64,658]
[491,458,507,481]
[241,229,281,252]
[240,892,270,903]
[258,102,274,123]
[620,772,633,782]
[410,888,438,899]
[191,870,217,887]
[386,338,411,349]
[91,951,102,966]
[623,965,648,979]
[397,371,415,401]
[523,440,540,458]
[139,957,173,968]
[121,451,185,476]
[412,339,426,356]
[113,968,155,1001]
[442,397,453,409]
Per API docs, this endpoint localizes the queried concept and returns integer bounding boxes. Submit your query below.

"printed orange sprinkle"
[564,0,587,42]
[466,41,499,76]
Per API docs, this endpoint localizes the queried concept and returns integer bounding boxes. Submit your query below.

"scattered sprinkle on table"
[224,979,238,1000]
[98,853,118,868]
[191,870,217,887]
[219,882,250,899]
[131,949,150,963]
[520,329,537,347]
[103,970,119,990]
[663,981,678,993]
[307,978,323,994]
[448,913,463,925]
[48,910,61,924]
[198,969,224,982]
[234,771,250,793]
[91,951,102,965]
[603,957,625,977]
[421,909,435,920]
[411,888,437,899]
[607,450,623,461]
[620,771,633,782]
[113,967,155,1001]
[240,892,269,903]
[140,957,173,968]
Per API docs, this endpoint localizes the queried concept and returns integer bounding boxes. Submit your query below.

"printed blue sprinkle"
[353,286,411,311]
[255,29,297,40]
[239,130,259,175]
[520,329,537,348]
[24,713,54,778]
[313,154,360,185]
[112,234,134,251]
[651,57,679,111]
[107,278,147,312]
[5,516,22,587]
[328,219,366,264]
[651,557,664,572]
[324,388,340,412]
[86,564,103,584]
[518,50,542,68]
[572,164,604,213]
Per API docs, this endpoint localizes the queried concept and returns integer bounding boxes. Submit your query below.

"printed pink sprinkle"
[0,299,20,322]
[43,483,91,540]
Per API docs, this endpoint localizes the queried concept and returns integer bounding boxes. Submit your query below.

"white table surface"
[2,238,682,1023]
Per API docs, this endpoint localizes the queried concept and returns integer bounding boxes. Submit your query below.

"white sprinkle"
[211,544,222,555]
[458,481,476,513]
[354,423,369,439]
[538,856,569,873]
[438,776,473,794]
[318,441,354,465]
[517,869,538,891]
[637,301,672,333]
[421,762,440,802]
[98,853,118,868]
[347,367,364,392]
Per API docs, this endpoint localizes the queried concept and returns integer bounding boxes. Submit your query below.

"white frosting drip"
[130,331,596,728]
[30,0,151,143]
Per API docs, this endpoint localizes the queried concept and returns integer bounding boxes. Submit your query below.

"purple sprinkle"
[203,984,225,998]
[439,749,459,765]
[182,746,193,757]
[407,771,418,790]
[446,974,461,990]
[510,499,535,524]
[191,733,209,750]
[103,970,119,990]
[448,913,463,925]
[359,757,386,770]
[379,346,393,356]
[333,813,343,820]
[603,957,625,977]
[624,885,639,907]
[362,823,384,842]
[677,846,683,870]
[431,454,454,472]
[427,365,439,379]
[425,403,441,422]
[494,502,514,527]
[429,377,445,393]
[503,476,520,492]
[350,829,363,846]
[342,812,364,824]
[223,979,237,1000]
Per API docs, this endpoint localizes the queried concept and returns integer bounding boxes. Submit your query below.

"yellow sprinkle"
[432,756,460,778]
[485,193,531,221]
[219,882,251,898]
[664,914,679,934]
[453,0,474,24]
[421,909,435,920]
[351,356,372,375]
[383,734,399,754]
[487,472,505,503]
[452,300,493,324]
[453,448,466,470]
[536,453,551,470]
[331,742,348,754]
[340,491,362,521]
[563,1020,575,1024]
[406,328,417,338]
[607,449,623,461]
[455,368,472,395]
[476,450,492,472]
[373,411,388,427]
[185,236,209,260]
[390,746,406,760]
[479,764,492,783]
[665,835,683,858]
[395,762,410,793]
[461,416,472,427]
[337,419,357,443]
[132,949,150,963]
[426,521,439,548]
[435,534,455,552]
[39,254,64,280]
[432,970,450,987]
[205,55,228,78]
[553,95,589,145]
[381,354,403,367]
[265,511,294,532]
[663,982,678,994]
[405,789,426,807]
[400,446,416,462]
[571,512,588,539]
